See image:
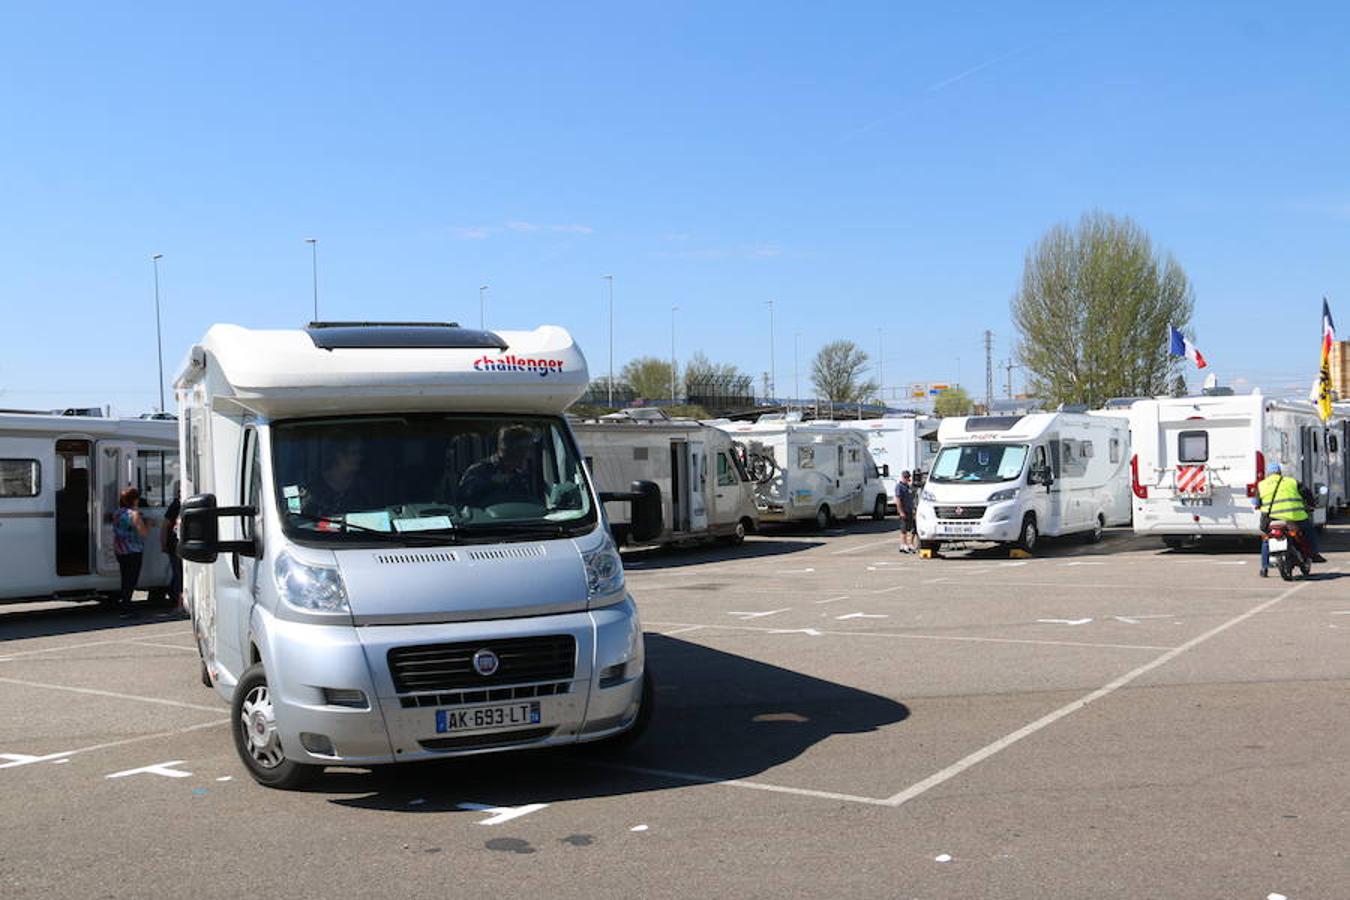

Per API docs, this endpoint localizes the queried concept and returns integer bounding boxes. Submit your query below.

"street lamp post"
[304,239,318,321]
[479,284,489,329]
[670,305,679,403]
[794,330,802,412]
[878,327,884,409]
[152,254,165,413]
[765,299,775,401]
[602,275,614,406]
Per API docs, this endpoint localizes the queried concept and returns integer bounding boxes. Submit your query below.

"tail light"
[1130,454,1148,499]
[1246,450,1265,498]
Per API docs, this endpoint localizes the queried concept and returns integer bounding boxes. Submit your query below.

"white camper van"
[174,322,662,789]
[717,415,889,528]
[917,412,1132,551]
[572,409,759,546]
[836,416,940,507]
[1126,393,1329,546]
[0,411,177,605]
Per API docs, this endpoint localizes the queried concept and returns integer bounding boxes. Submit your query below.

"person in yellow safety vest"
[1253,461,1325,576]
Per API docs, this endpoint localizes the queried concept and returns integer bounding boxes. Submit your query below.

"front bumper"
[257,596,645,766]
[916,501,1020,543]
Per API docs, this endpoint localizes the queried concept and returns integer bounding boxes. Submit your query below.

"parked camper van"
[917,412,1132,551]
[1126,393,1329,546]
[174,322,661,788]
[0,411,177,605]
[836,416,939,507]
[716,415,889,528]
[573,409,758,546]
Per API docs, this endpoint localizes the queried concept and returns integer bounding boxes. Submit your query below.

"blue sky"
[2,2,1348,414]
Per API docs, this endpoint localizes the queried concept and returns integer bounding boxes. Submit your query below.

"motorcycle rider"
[1253,461,1326,576]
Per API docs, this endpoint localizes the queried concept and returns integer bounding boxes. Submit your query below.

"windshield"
[271,414,595,544]
[929,443,1029,484]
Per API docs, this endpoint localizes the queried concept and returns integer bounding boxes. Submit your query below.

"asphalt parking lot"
[2,524,1347,899]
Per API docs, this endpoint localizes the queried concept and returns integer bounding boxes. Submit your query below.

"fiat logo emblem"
[954,507,964,516]
[472,649,500,677]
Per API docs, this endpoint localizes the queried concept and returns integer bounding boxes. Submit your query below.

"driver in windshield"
[458,425,538,506]
[302,438,373,518]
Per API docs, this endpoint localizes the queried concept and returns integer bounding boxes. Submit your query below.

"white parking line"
[591,761,892,807]
[0,676,223,713]
[0,629,194,661]
[658,625,706,636]
[881,577,1313,808]
[126,640,198,653]
[0,719,227,770]
[921,578,1282,593]
[831,538,899,556]
[814,595,850,605]
[643,621,1173,651]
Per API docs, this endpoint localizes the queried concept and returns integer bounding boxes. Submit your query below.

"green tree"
[811,340,877,403]
[1012,211,1195,408]
[621,356,679,400]
[933,386,974,417]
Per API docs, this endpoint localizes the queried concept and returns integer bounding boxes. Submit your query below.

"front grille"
[398,680,571,709]
[418,726,555,752]
[388,635,576,693]
[935,505,986,520]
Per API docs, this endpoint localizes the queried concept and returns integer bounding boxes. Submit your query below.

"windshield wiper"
[286,511,460,545]
[456,520,582,540]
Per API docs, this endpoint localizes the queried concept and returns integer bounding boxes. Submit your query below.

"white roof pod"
[174,322,589,418]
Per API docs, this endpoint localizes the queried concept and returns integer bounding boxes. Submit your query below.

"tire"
[815,505,832,531]
[722,519,748,546]
[1162,537,1185,551]
[871,496,887,521]
[1087,515,1105,544]
[231,663,318,790]
[1299,557,1312,577]
[1017,515,1038,553]
[919,539,941,553]
[591,670,654,752]
[1278,555,1294,582]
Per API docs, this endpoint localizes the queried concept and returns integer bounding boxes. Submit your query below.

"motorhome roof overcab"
[917,412,1132,552]
[0,411,178,605]
[1121,393,1334,546]
[173,322,661,788]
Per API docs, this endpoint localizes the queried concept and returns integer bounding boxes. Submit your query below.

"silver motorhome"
[174,322,661,788]
[572,409,759,546]
[0,411,177,605]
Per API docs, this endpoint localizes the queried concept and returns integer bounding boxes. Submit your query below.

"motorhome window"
[0,459,40,497]
[848,448,860,463]
[270,414,595,544]
[716,452,737,486]
[135,450,179,507]
[1178,431,1208,463]
[837,445,845,477]
[241,429,262,541]
[1109,438,1121,464]
[1059,440,1087,477]
[798,446,815,468]
[929,444,1029,484]
[1331,435,1340,454]
[632,447,649,461]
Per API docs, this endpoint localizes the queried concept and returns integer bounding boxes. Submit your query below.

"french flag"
[1169,326,1207,369]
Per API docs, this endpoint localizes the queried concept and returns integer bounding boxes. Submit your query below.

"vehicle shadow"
[935,529,1142,561]
[323,634,909,810]
[0,596,185,642]
[620,537,825,570]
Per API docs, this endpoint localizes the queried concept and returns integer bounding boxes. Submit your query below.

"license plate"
[435,701,541,733]
[1180,498,1212,506]
[939,524,977,536]
[1267,538,1287,552]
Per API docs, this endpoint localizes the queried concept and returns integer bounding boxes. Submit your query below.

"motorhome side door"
[214,426,263,678]
[713,449,742,524]
[688,440,709,531]
[1039,442,1062,534]
[93,440,136,575]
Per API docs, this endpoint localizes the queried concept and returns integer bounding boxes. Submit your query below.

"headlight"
[583,533,625,606]
[987,488,1018,503]
[921,489,937,503]
[274,551,349,614]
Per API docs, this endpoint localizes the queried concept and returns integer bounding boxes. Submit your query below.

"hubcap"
[239,684,285,769]
[1025,522,1037,549]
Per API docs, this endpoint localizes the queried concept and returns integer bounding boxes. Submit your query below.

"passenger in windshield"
[457,425,538,506]
[302,439,373,517]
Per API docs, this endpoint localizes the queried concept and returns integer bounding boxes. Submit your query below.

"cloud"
[652,242,784,261]
[451,221,595,239]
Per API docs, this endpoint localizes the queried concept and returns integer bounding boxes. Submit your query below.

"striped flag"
[1315,298,1336,422]
[1169,326,1207,369]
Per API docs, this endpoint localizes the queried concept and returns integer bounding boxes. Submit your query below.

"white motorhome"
[716,415,889,528]
[572,409,759,546]
[917,412,1132,551]
[174,322,661,789]
[836,416,940,507]
[0,412,177,605]
[1125,392,1329,546]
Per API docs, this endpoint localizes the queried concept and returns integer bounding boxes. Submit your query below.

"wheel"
[1278,556,1294,582]
[815,505,832,530]
[231,663,318,789]
[919,539,941,553]
[1299,557,1312,577]
[1017,515,1038,553]
[1162,537,1185,551]
[722,519,748,546]
[590,669,654,752]
[1087,515,1105,544]
[871,496,887,521]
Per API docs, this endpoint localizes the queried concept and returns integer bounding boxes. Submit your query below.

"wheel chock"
[1008,548,1032,559]
[918,548,935,559]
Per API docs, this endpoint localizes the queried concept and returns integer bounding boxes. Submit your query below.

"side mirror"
[179,493,259,564]
[879,464,891,479]
[599,480,663,544]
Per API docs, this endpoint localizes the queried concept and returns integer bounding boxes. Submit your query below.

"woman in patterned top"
[113,486,151,616]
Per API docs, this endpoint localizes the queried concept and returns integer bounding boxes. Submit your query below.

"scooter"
[1266,520,1313,581]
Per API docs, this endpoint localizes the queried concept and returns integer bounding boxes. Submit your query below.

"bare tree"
[811,340,877,403]
[621,356,679,400]
[683,351,745,394]
[1012,211,1194,408]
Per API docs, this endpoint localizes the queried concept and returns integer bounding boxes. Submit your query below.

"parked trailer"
[917,412,1132,552]
[715,415,889,528]
[835,416,940,508]
[1125,393,1330,546]
[0,412,177,605]
[174,321,662,789]
[572,410,759,547]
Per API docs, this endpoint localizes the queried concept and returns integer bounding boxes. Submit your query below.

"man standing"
[894,470,917,554]
[1253,460,1325,576]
